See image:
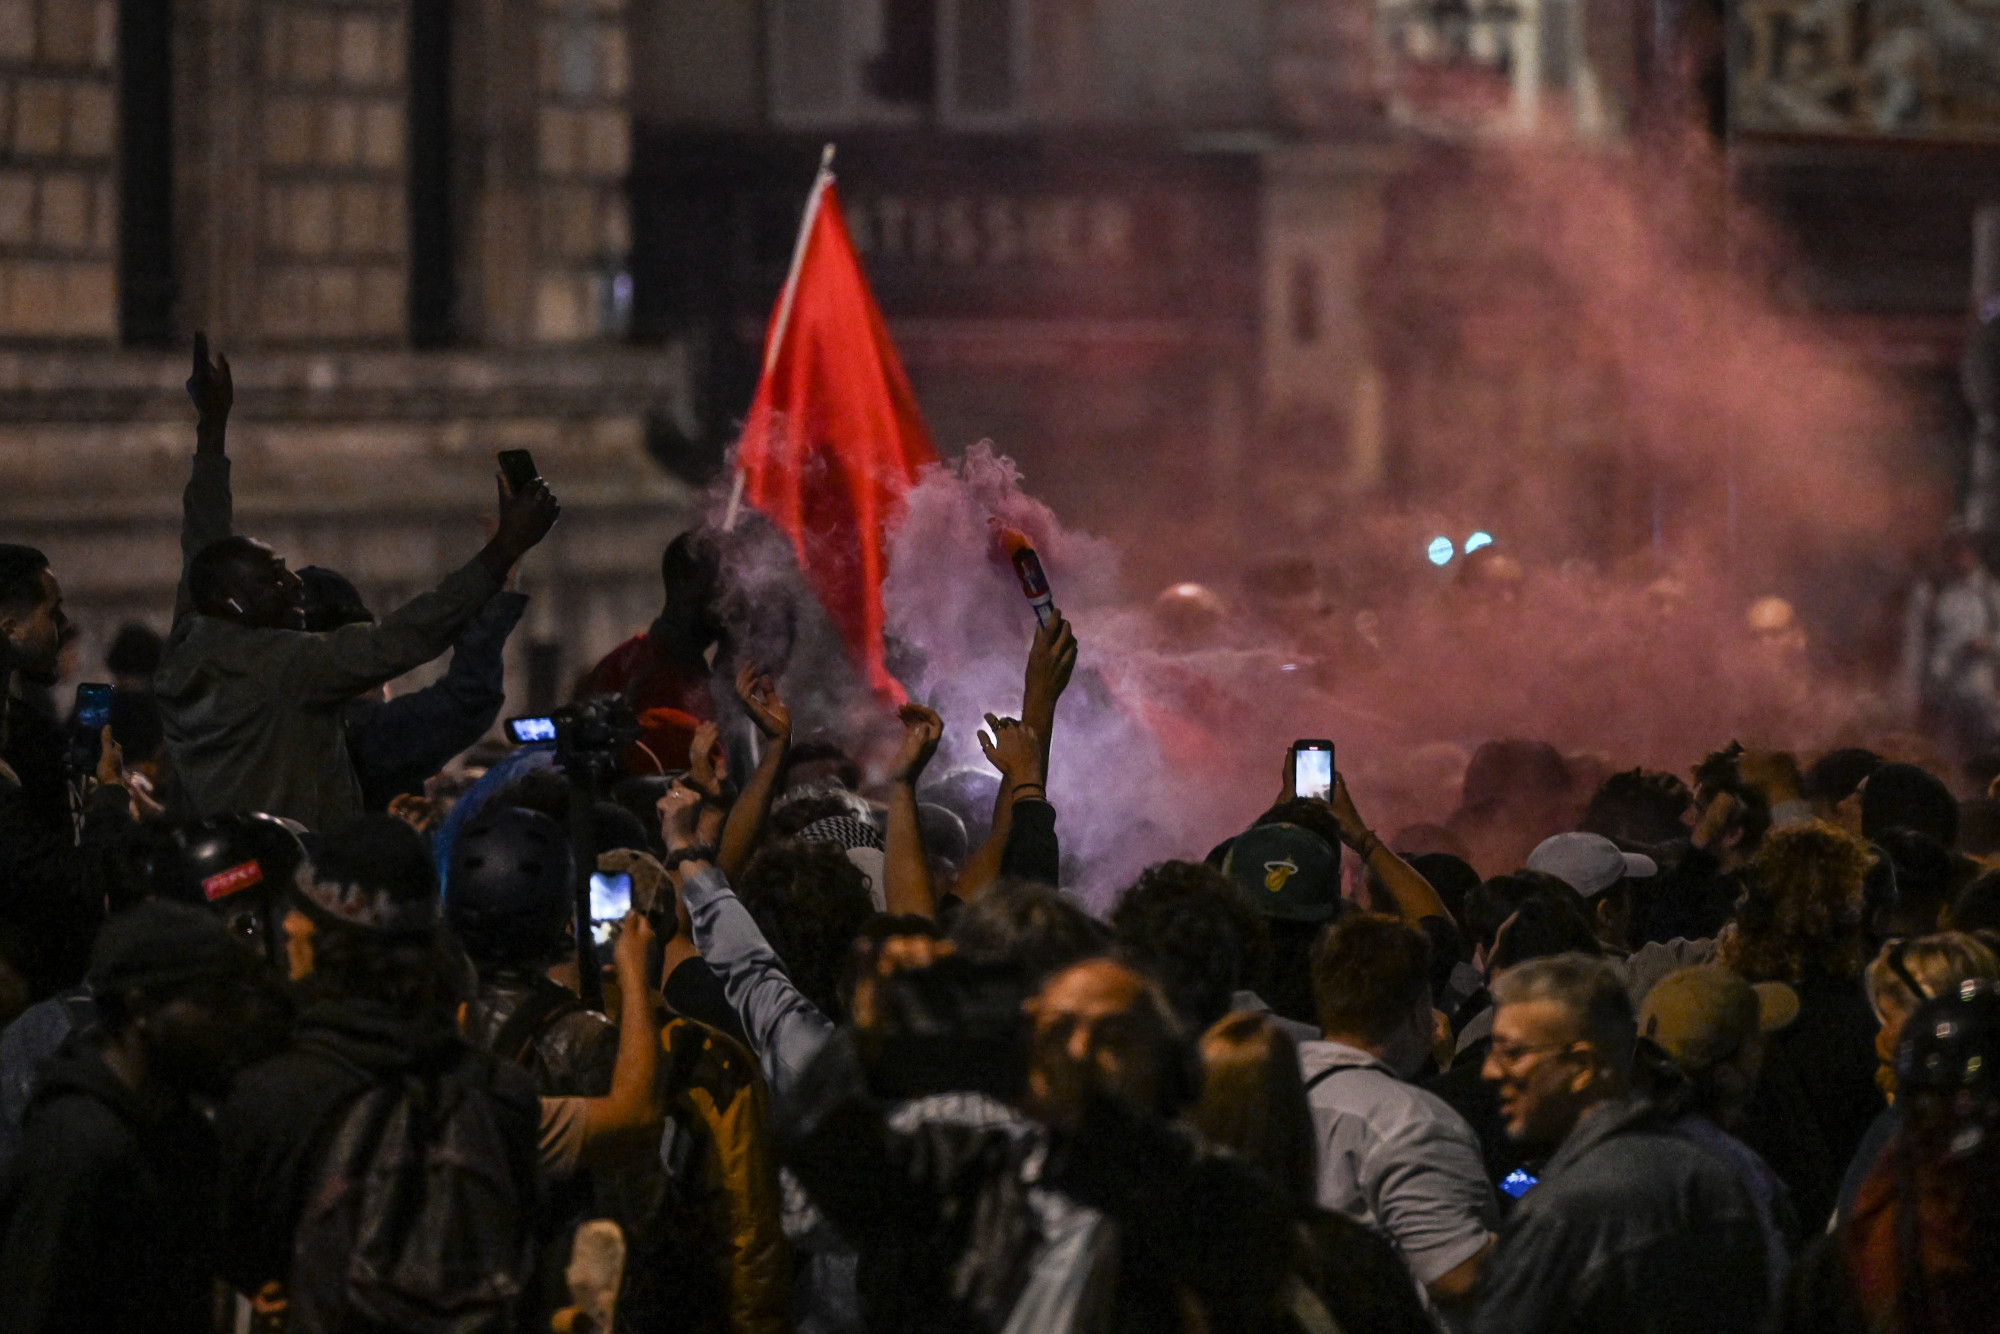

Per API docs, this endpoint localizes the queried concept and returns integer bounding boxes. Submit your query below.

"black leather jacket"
[461,972,619,1097]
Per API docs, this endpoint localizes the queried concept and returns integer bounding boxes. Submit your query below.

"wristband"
[664,844,719,871]
[1010,783,1047,801]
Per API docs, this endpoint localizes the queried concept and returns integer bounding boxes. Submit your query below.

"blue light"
[1465,531,1494,553]
[1427,537,1455,566]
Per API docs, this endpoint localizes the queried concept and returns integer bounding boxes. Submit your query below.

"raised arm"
[955,614,1074,902]
[1328,771,1451,926]
[282,475,557,705]
[350,590,529,802]
[884,703,944,917]
[572,910,663,1165]
[678,860,833,1102]
[175,333,234,623]
[718,666,789,883]
[954,714,1046,901]
[1020,609,1077,782]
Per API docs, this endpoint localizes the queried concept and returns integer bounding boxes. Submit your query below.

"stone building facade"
[0,0,695,711]
[0,0,1990,707]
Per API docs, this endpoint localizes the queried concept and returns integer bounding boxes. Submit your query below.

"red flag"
[736,168,936,703]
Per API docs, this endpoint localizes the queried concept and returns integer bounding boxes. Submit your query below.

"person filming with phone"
[155,336,560,830]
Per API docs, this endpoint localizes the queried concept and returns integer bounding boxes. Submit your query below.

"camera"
[550,696,641,789]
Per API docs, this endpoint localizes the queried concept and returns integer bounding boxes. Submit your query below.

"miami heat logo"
[1263,859,1299,893]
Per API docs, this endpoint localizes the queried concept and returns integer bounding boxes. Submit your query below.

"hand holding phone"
[590,871,633,945]
[497,449,539,494]
[73,682,113,733]
[1291,739,1334,803]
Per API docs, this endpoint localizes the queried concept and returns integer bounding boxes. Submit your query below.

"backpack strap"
[491,981,587,1068]
[1303,1063,1363,1094]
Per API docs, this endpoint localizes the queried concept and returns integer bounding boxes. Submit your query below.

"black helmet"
[175,814,304,908]
[173,813,303,962]
[446,806,576,968]
[1895,978,2000,1099]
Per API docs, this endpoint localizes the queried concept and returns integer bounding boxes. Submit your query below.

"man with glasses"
[1472,953,1769,1334]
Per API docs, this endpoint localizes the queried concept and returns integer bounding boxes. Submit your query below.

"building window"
[408,0,454,346]
[768,0,1020,125]
[944,0,1013,117]
[1290,258,1320,345]
[118,0,175,345]
[869,0,937,104]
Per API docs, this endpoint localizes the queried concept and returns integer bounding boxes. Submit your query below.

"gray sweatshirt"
[155,453,501,830]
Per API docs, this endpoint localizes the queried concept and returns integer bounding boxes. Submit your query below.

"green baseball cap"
[1222,823,1344,922]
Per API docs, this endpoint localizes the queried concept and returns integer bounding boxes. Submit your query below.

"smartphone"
[590,871,632,945]
[73,682,113,733]
[497,449,540,494]
[506,716,557,744]
[1499,1167,1539,1199]
[1292,739,1334,802]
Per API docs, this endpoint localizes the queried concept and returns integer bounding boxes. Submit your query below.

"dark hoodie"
[214,996,540,1295]
[0,1038,221,1334]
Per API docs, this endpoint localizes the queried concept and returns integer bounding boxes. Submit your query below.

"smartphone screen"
[590,872,632,945]
[506,716,556,744]
[497,449,539,493]
[74,682,113,733]
[1499,1168,1539,1199]
[1292,740,1334,802]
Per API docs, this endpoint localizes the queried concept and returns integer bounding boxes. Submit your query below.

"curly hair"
[736,840,875,1021]
[950,880,1108,985]
[1112,861,1271,1030]
[299,921,472,1027]
[1693,743,1773,852]
[1580,768,1693,848]
[1718,819,1872,983]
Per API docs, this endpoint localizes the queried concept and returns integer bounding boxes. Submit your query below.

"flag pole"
[724,142,837,533]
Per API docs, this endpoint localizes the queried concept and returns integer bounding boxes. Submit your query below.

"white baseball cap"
[1527,832,1658,899]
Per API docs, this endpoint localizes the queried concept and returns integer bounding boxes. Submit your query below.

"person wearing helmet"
[449,806,618,1097]
[172,812,304,969]
[0,815,296,1181]
[1775,981,2000,1334]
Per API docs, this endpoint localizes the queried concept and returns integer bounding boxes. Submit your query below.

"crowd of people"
[0,337,1996,1334]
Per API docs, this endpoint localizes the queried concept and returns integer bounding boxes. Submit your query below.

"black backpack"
[287,1048,538,1334]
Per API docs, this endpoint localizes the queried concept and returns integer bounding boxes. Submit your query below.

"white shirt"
[1299,1038,1498,1287]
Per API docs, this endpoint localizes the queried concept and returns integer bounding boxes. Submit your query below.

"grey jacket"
[155,454,502,829]
[681,863,857,1334]
[1472,1093,1769,1334]
[681,863,834,1104]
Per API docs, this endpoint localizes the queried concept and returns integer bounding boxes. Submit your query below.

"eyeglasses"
[1486,1038,1581,1072]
